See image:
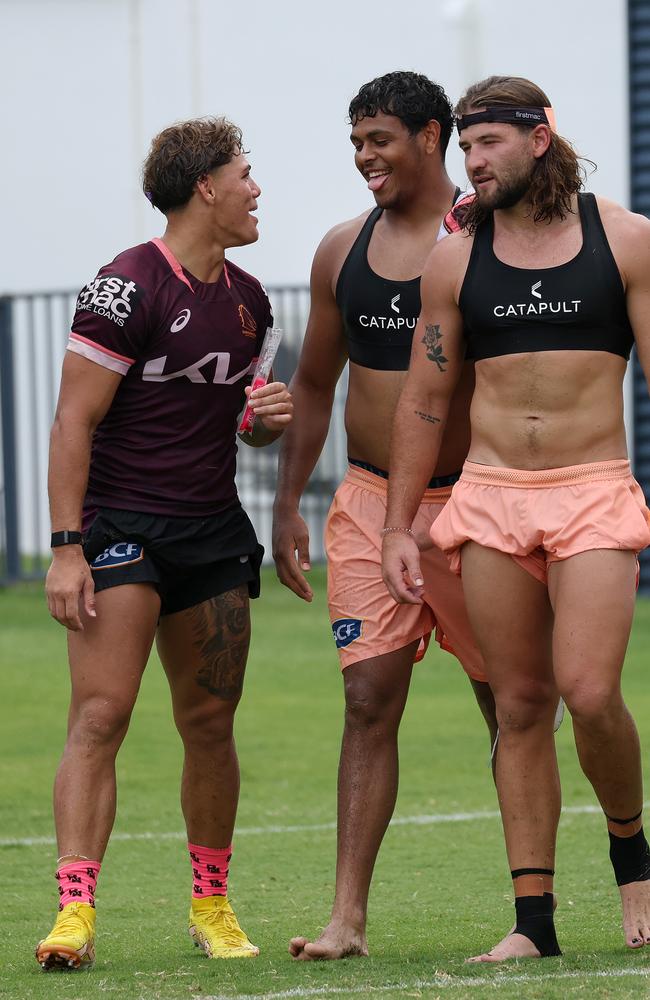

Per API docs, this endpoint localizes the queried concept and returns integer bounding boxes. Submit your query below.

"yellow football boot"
[35,902,96,970]
[189,895,259,958]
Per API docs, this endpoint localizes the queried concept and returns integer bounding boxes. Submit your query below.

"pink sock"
[56,860,101,910]
[188,842,232,898]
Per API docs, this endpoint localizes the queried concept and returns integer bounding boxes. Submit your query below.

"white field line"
[2,801,647,849]
[195,966,650,1000]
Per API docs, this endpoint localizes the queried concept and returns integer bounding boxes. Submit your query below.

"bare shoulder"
[312,209,373,274]
[596,195,650,240]
[422,229,474,293]
[434,228,475,261]
[595,195,650,277]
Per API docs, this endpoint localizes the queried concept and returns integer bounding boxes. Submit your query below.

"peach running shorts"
[430,459,650,585]
[325,464,487,681]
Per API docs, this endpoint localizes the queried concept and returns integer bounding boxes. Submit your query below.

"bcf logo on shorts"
[91,542,144,570]
[332,617,363,649]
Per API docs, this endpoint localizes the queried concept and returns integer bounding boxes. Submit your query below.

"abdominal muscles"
[469,350,628,470]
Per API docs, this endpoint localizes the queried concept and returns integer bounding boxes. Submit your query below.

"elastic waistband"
[461,459,632,488]
[345,462,455,502]
[348,458,461,490]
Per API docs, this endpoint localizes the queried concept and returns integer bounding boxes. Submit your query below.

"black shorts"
[83,505,264,616]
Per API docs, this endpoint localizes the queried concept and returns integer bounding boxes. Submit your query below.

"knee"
[343,678,401,738]
[68,696,133,751]
[495,679,558,734]
[176,698,238,748]
[560,678,622,727]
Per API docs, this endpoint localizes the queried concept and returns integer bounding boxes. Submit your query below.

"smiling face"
[350,111,433,210]
[459,120,549,212]
[200,152,261,248]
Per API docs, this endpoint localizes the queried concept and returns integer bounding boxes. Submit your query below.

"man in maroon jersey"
[36,117,292,971]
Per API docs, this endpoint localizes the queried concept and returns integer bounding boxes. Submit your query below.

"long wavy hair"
[454,76,592,232]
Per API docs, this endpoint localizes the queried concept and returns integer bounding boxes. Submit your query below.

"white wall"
[1,0,633,553]
[1,0,628,293]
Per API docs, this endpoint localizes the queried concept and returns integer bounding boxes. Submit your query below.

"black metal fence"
[0,287,347,586]
[629,0,650,590]
[1,285,649,591]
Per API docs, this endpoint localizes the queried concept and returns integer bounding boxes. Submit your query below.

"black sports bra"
[459,192,634,361]
[336,190,461,371]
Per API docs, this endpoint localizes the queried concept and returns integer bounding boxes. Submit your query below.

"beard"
[475,161,536,212]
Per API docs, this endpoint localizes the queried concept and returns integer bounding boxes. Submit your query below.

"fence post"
[0,298,20,582]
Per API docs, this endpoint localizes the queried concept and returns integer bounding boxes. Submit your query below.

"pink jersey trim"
[151,237,231,290]
[150,238,195,292]
[69,332,135,365]
[67,335,132,376]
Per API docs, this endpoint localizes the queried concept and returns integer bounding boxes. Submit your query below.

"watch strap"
[51,530,83,548]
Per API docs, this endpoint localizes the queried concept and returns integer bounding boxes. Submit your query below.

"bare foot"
[466,931,542,963]
[620,881,650,948]
[288,924,368,961]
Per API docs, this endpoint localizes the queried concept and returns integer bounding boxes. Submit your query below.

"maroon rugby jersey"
[67,238,271,516]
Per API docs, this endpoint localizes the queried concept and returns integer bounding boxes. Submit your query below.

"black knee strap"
[609,826,650,886]
[606,809,643,826]
[511,867,554,879]
[513,893,562,957]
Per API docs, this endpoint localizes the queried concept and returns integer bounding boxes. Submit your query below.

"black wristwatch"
[51,530,83,548]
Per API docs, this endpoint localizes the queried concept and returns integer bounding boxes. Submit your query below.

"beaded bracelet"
[380,526,414,536]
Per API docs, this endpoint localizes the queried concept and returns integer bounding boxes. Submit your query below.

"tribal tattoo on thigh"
[188,587,251,700]
[422,324,448,372]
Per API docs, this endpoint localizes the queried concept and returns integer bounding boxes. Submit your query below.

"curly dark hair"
[348,71,454,155]
[455,76,591,232]
[142,116,243,214]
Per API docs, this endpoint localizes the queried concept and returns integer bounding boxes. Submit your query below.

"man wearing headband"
[383,75,650,960]
[272,71,499,961]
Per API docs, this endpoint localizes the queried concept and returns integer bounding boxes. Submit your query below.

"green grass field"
[2,570,650,1000]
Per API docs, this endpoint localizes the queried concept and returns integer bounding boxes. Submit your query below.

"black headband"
[455,106,556,133]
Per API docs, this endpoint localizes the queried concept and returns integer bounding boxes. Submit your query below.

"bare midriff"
[468,350,628,470]
[346,361,475,475]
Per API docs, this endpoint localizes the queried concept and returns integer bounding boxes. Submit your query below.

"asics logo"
[170,308,191,332]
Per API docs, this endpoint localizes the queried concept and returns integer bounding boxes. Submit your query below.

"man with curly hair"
[36,116,292,970]
[273,71,501,960]
[383,75,650,961]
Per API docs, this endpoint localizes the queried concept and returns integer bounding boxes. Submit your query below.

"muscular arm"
[383,238,467,604]
[616,208,650,385]
[46,353,122,630]
[272,229,349,600]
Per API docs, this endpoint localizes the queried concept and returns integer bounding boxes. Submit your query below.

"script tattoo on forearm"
[415,410,441,425]
[422,324,448,372]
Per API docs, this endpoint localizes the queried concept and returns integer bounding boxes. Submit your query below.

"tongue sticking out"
[368,173,389,191]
